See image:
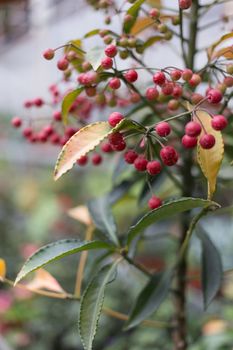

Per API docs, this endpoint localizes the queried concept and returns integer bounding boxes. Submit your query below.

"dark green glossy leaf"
[62,87,84,124]
[123,0,146,34]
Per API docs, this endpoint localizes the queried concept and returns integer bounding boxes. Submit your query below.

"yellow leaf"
[196,110,224,199]
[0,258,6,280]
[130,17,155,35]
[26,269,65,293]
[67,205,92,226]
[208,32,233,60]
[146,0,161,7]
[212,45,233,60]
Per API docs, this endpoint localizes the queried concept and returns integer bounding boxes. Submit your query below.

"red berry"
[108,132,124,146]
[182,69,193,81]
[43,48,55,60]
[211,115,228,131]
[101,142,113,153]
[43,125,54,137]
[199,134,215,149]
[53,110,62,121]
[112,141,126,151]
[185,121,202,136]
[149,8,160,19]
[105,44,117,58]
[130,92,141,103]
[50,133,60,145]
[108,112,124,127]
[85,87,96,97]
[168,99,179,111]
[146,87,159,101]
[124,150,138,164]
[33,98,44,107]
[124,70,138,83]
[179,0,192,10]
[160,146,179,166]
[134,156,148,171]
[153,71,166,86]
[109,77,121,89]
[92,153,102,165]
[189,73,201,87]
[57,57,69,71]
[191,93,203,104]
[170,70,182,81]
[101,57,113,69]
[155,122,171,137]
[65,127,77,138]
[147,160,162,175]
[24,100,33,108]
[224,76,233,87]
[77,155,88,166]
[11,117,22,128]
[182,135,197,148]
[22,127,33,138]
[172,85,183,99]
[37,132,47,143]
[162,82,174,95]
[60,135,70,145]
[207,89,222,104]
[148,195,162,210]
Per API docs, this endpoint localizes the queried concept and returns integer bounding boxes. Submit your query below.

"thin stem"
[123,255,152,277]
[179,9,188,66]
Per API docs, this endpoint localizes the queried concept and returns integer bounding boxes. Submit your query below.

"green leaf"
[83,29,100,38]
[127,198,217,246]
[15,239,113,284]
[125,270,172,329]
[79,260,120,350]
[86,46,106,71]
[196,227,223,309]
[143,35,163,49]
[62,87,84,124]
[88,196,119,246]
[123,0,146,34]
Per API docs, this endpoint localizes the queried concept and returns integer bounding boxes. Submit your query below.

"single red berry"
[162,82,174,95]
[101,142,113,153]
[109,77,121,89]
[148,195,162,210]
[124,70,138,83]
[92,153,102,165]
[189,73,201,87]
[155,122,171,137]
[134,156,148,171]
[24,100,33,108]
[101,56,113,70]
[130,92,141,103]
[85,87,96,97]
[146,87,159,101]
[33,98,44,107]
[50,133,60,145]
[207,89,222,104]
[170,69,182,81]
[105,44,117,58]
[29,134,37,143]
[191,93,203,104]
[108,132,124,146]
[37,132,47,143]
[182,69,193,81]
[77,155,88,166]
[43,125,54,136]
[108,112,124,127]
[112,140,126,151]
[211,115,228,131]
[199,134,216,149]
[60,135,70,146]
[11,117,22,128]
[147,160,162,175]
[182,135,197,148]
[168,99,179,111]
[172,85,183,99]
[153,71,166,86]
[179,0,192,10]
[22,127,33,138]
[123,14,133,23]
[149,8,160,19]
[57,57,69,71]
[53,110,62,121]
[160,146,179,166]
[65,127,77,138]
[224,76,233,87]
[124,150,138,164]
[43,48,55,60]
[185,121,202,137]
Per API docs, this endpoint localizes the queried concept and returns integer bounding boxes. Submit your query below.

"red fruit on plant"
[22,127,33,138]
[108,111,124,127]
[124,150,138,164]
[160,146,179,166]
[37,132,47,143]
[108,132,124,146]
[207,89,222,104]
[149,8,160,19]
[191,93,203,104]
[153,71,166,86]
[43,48,55,60]
[101,142,113,153]
[124,70,138,83]
[43,125,54,137]
[185,121,202,136]
[182,69,193,81]
[223,76,233,87]
[53,110,62,121]
[172,85,183,99]
[111,141,126,151]
[65,127,77,138]
[134,156,148,171]
[155,122,171,137]
[33,98,44,107]
[189,73,201,87]
[179,0,192,10]
[211,115,228,131]
[146,87,159,101]
[60,135,69,146]
[85,87,96,97]
[109,77,121,89]
[170,69,182,81]
[101,56,113,69]
[50,133,60,145]
[130,92,141,103]
[77,155,88,166]
[57,57,69,71]
[147,160,162,175]
[24,100,33,108]
[11,117,22,128]
[199,134,216,149]
[168,99,179,111]
[162,83,174,95]
[148,195,162,210]
[105,44,117,57]
[92,153,102,165]
[182,135,197,148]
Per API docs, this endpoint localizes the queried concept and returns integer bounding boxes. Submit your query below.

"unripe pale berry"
[43,48,55,60]
[124,70,138,83]
[211,115,228,131]
[124,14,133,23]
[105,44,117,57]
[170,69,182,81]
[11,117,22,128]
[160,146,179,166]
[124,150,138,164]
[108,112,124,127]
[77,155,88,166]
[148,195,162,210]
[134,156,148,171]
[182,69,193,81]
[109,77,121,89]
[168,99,179,111]
[224,76,233,87]
[146,87,159,101]
[182,135,197,148]
[153,71,166,86]
[207,89,222,104]
[189,73,201,87]
[101,56,113,69]
[185,121,202,137]
[191,93,203,104]
[130,92,141,103]
[57,57,69,71]
[146,160,162,175]
[155,122,171,137]
[92,153,102,165]
[199,134,216,149]
[226,64,233,75]
[179,0,192,10]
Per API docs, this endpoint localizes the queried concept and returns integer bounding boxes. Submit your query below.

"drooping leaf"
[143,35,163,49]
[196,227,223,309]
[125,270,172,329]
[15,239,114,284]
[79,261,120,350]
[62,87,84,124]
[68,205,92,226]
[26,268,65,293]
[127,198,216,245]
[208,32,233,60]
[123,0,146,34]
[196,110,224,199]
[212,46,233,60]
[66,39,86,55]
[130,17,154,35]
[0,258,6,281]
[88,196,119,246]
[83,29,100,39]
[86,46,106,71]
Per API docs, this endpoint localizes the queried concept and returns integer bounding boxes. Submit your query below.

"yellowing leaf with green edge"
[196,110,224,199]
[208,32,233,60]
[130,17,154,35]
[0,258,6,280]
